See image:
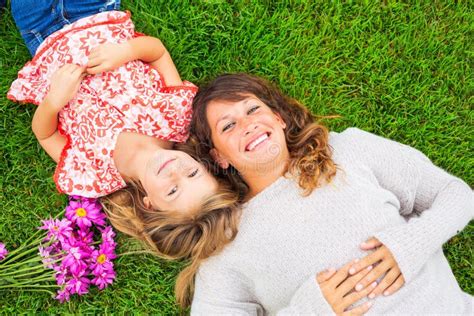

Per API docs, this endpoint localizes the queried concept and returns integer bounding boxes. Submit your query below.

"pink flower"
[56,288,71,303]
[65,199,106,230]
[100,226,116,247]
[39,218,73,243]
[0,243,8,260]
[62,246,89,276]
[66,273,90,295]
[91,269,116,290]
[91,242,116,274]
[38,245,58,269]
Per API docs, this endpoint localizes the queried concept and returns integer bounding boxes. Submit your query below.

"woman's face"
[142,149,218,214]
[206,95,287,175]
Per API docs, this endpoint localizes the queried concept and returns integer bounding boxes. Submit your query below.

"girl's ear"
[210,148,230,169]
[143,196,152,209]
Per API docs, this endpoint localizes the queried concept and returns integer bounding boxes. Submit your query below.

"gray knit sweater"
[191,128,473,315]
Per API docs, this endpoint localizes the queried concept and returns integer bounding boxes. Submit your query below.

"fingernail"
[367,265,373,271]
[355,258,360,263]
[355,283,363,291]
[383,290,390,296]
[327,268,336,273]
[349,268,356,274]
[361,242,367,247]
[369,292,376,299]
[371,281,377,288]
[366,301,373,308]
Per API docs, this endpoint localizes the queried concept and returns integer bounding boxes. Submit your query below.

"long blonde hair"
[100,142,241,307]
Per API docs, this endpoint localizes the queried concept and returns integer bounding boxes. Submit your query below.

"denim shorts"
[12,0,121,56]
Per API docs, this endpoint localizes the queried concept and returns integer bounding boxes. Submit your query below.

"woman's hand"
[317,259,376,315]
[86,42,133,74]
[46,64,86,111]
[349,237,405,299]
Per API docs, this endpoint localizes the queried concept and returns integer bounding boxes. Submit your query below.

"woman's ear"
[210,148,230,169]
[143,196,152,209]
[275,113,286,129]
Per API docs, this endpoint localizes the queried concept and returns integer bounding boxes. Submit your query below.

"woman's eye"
[222,122,235,132]
[247,106,260,114]
[188,168,199,178]
[167,186,177,196]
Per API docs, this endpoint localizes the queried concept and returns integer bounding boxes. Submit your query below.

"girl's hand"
[87,42,133,74]
[46,64,86,111]
[317,259,376,315]
[349,237,405,299]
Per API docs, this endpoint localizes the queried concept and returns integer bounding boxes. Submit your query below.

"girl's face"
[142,149,218,214]
[206,95,287,175]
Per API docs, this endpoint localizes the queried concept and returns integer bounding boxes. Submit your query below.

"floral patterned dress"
[8,11,198,198]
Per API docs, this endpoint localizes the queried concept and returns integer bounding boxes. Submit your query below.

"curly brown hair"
[191,73,337,197]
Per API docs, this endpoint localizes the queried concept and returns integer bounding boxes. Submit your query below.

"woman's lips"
[157,158,176,174]
[245,133,270,152]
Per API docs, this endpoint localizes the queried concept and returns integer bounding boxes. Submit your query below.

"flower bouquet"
[0,195,117,302]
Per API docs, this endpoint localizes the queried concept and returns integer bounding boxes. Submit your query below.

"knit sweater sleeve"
[341,128,473,283]
[191,261,334,315]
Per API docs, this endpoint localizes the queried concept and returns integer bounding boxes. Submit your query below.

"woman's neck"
[114,132,172,180]
[243,153,290,199]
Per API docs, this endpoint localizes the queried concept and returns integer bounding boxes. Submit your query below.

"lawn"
[0,0,472,314]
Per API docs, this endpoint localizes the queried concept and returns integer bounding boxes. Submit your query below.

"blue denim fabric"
[12,0,121,56]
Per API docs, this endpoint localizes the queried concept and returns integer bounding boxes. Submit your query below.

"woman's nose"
[243,120,258,135]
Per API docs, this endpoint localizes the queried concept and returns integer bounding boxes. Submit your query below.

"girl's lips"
[157,158,176,174]
[245,132,270,152]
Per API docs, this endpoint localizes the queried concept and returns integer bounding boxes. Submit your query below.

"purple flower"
[39,218,73,243]
[65,199,106,230]
[62,246,89,276]
[66,273,90,295]
[56,288,71,303]
[100,226,116,247]
[0,243,8,261]
[91,269,116,290]
[91,242,116,273]
[38,245,58,269]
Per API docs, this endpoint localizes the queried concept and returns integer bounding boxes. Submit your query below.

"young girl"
[7,1,221,220]
[184,74,473,314]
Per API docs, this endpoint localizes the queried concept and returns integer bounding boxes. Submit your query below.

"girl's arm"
[32,64,85,162]
[86,36,182,86]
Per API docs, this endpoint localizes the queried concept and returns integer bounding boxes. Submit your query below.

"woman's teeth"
[246,133,269,151]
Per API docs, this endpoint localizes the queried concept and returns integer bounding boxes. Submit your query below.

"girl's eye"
[188,168,199,177]
[247,106,260,114]
[222,122,235,132]
[167,186,177,196]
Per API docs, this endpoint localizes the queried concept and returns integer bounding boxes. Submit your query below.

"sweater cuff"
[278,275,334,315]
[374,182,473,283]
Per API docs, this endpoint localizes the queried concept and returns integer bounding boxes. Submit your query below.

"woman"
[187,73,473,314]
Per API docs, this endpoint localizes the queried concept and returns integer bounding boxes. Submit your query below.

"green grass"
[0,0,472,314]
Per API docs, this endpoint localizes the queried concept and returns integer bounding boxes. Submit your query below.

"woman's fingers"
[343,280,376,307]
[349,247,384,275]
[360,237,382,250]
[341,301,373,316]
[337,265,373,295]
[354,259,390,292]
[367,267,400,298]
[87,57,102,68]
[316,268,337,284]
[381,274,405,297]
[329,259,359,287]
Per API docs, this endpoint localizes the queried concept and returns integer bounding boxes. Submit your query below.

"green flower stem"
[0,256,43,271]
[1,275,56,287]
[0,264,50,278]
[7,288,56,296]
[1,268,52,281]
[117,250,156,257]
[0,242,54,268]
[0,234,45,263]
[0,283,58,289]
